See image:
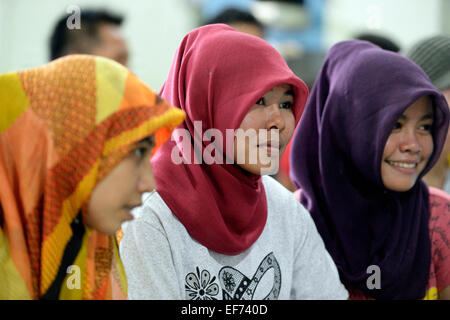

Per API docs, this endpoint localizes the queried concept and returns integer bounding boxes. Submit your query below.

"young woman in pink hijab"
[119,24,347,300]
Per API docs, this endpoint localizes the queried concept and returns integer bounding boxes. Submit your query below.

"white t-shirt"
[120,176,348,300]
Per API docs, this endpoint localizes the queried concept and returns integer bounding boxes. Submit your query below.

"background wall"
[0,0,200,90]
[323,0,446,52]
[0,0,448,91]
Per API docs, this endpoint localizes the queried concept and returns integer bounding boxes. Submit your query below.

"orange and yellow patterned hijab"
[0,55,185,299]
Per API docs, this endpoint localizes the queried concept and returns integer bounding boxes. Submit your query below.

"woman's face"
[234,84,295,175]
[86,138,155,235]
[381,96,434,191]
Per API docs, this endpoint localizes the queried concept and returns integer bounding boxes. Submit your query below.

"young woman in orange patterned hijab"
[0,55,184,299]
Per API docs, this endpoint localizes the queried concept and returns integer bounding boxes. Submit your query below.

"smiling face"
[381,96,434,192]
[234,84,295,175]
[86,137,155,235]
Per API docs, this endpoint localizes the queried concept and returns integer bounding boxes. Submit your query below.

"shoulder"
[427,188,450,294]
[428,187,450,221]
[261,175,313,229]
[428,186,450,204]
[125,190,181,234]
[427,187,449,264]
[262,175,302,211]
[120,190,192,253]
[262,175,297,201]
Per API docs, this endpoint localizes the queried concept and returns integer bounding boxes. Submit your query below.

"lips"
[386,160,418,168]
[385,159,420,174]
[257,140,280,149]
[257,142,280,157]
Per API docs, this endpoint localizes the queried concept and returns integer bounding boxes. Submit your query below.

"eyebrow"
[398,112,434,121]
[135,136,155,146]
[283,90,295,98]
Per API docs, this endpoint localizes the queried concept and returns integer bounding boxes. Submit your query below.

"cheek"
[233,135,250,163]
[422,135,434,160]
[239,109,263,132]
[85,159,136,232]
[283,113,295,137]
[85,183,110,232]
[382,135,395,160]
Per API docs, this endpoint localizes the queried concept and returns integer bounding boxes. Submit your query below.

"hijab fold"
[290,40,450,299]
[153,24,308,255]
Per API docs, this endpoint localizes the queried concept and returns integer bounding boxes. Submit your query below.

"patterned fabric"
[420,187,449,299]
[0,55,185,299]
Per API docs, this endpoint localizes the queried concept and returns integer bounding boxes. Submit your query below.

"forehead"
[265,84,293,96]
[402,95,433,117]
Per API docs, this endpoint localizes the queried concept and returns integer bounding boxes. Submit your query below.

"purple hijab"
[290,40,449,299]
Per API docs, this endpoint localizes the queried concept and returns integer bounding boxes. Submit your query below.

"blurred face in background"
[229,22,264,38]
[91,23,129,66]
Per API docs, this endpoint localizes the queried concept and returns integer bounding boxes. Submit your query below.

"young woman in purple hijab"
[290,40,450,299]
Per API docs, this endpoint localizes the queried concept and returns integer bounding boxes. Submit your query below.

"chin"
[97,228,117,236]
[384,180,417,192]
[95,222,123,236]
[260,165,279,175]
[238,161,279,176]
[389,186,413,192]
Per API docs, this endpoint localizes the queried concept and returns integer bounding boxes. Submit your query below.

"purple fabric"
[290,40,450,299]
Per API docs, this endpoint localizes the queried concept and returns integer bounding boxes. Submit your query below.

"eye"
[279,101,293,109]
[419,123,433,132]
[392,121,402,130]
[130,141,153,160]
[130,137,155,160]
[133,146,149,159]
[256,97,265,105]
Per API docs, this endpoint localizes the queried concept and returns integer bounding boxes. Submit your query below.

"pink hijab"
[152,24,308,255]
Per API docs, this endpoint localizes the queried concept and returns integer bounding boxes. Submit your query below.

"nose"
[137,159,155,193]
[265,103,285,131]
[399,129,421,154]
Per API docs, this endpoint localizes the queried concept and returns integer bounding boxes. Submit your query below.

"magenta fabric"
[152,24,309,255]
[290,40,450,299]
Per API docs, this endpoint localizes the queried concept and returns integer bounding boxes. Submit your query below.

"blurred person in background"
[49,9,129,66]
[406,35,450,193]
[205,7,265,38]
[355,32,401,52]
